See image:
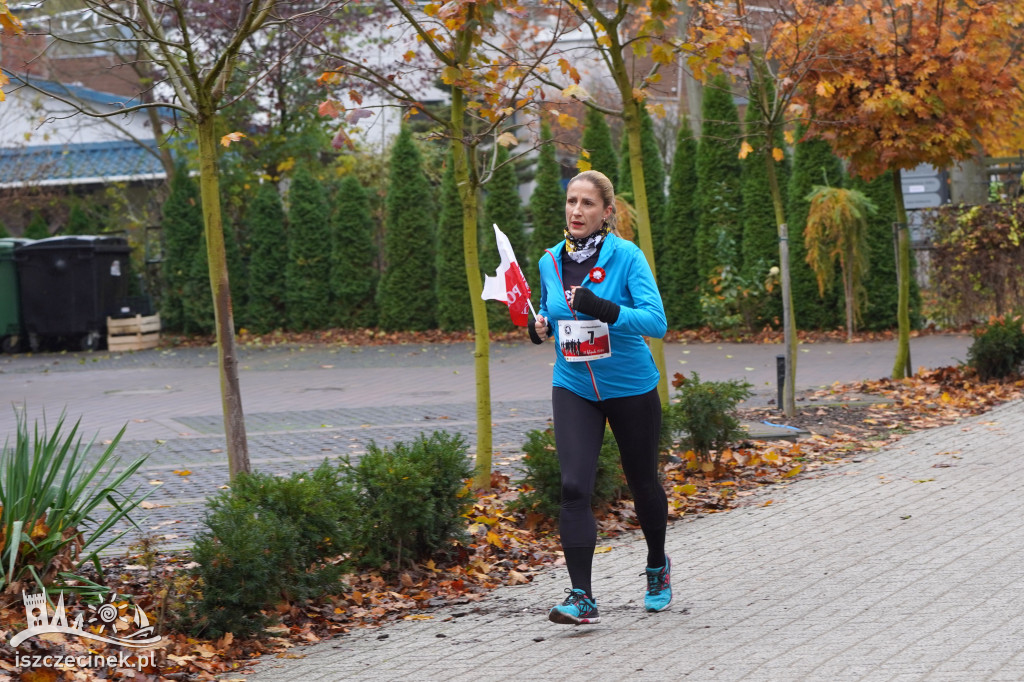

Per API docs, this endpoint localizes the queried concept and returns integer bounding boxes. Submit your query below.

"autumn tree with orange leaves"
[779,0,1024,379]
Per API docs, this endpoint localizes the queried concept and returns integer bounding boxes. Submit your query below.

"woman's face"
[565,179,612,240]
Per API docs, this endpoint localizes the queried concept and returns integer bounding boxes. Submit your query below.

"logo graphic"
[10,590,163,648]
[588,267,605,283]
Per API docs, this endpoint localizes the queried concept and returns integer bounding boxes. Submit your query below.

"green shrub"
[0,410,150,597]
[191,461,358,637]
[967,316,1024,381]
[511,427,627,520]
[665,372,752,465]
[344,431,472,568]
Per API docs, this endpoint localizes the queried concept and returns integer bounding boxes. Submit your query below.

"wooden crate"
[107,313,161,351]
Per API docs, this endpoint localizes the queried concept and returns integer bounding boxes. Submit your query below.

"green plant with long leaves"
[0,410,151,597]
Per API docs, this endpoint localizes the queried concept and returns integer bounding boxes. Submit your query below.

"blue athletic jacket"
[537,233,667,401]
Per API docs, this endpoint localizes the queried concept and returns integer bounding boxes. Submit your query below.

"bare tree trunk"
[891,168,913,379]
[196,114,249,477]
[764,152,796,416]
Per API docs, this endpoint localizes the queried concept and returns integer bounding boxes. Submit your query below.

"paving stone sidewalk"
[236,399,1024,682]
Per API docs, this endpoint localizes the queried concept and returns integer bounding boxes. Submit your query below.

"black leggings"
[552,386,667,560]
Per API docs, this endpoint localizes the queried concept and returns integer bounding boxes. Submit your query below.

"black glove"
[528,321,545,344]
[571,287,620,324]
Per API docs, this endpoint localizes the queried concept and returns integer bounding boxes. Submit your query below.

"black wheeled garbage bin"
[15,235,132,351]
[0,238,33,353]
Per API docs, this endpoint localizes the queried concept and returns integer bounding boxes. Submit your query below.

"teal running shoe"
[643,556,672,612]
[548,588,600,625]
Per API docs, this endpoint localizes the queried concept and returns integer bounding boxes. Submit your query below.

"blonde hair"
[568,170,617,231]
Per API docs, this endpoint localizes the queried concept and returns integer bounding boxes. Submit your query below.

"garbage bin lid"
[17,235,128,251]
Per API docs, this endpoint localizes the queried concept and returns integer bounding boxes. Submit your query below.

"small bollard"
[776,354,786,408]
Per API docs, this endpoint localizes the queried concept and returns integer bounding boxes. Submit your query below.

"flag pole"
[526,298,538,320]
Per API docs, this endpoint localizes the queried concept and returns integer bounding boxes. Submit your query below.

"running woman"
[529,169,671,625]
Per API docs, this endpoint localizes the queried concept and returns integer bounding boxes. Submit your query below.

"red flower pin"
[589,267,606,283]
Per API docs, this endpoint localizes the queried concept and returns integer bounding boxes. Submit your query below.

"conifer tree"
[580,106,618,189]
[694,73,743,285]
[0,220,10,238]
[740,78,788,327]
[528,122,566,291]
[160,167,204,332]
[787,129,844,329]
[483,144,527,332]
[662,119,702,329]
[378,126,437,331]
[331,175,378,329]
[183,222,214,335]
[24,212,50,240]
[244,182,289,333]
[618,106,666,250]
[285,164,332,331]
[849,171,922,331]
[436,152,473,331]
[65,204,98,235]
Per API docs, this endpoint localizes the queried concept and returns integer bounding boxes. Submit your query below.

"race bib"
[558,319,611,362]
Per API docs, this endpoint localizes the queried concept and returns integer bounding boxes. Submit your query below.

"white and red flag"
[481,223,534,327]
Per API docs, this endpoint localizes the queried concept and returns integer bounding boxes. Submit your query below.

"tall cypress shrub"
[483,145,527,332]
[0,221,9,238]
[331,175,378,329]
[618,106,666,251]
[528,122,565,292]
[849,172,922,331]
[160,167,204,333]
[378,126,437,331]
[244,182,289,333]
[787,129,844,329]
[285,165,332,331]
[580,107,618,189]
[24,212,49,240]
[663,119,701,329]
[65,204,99,235]
[435,153,472,331]
[183,222,214,335]
[695,73,743,285]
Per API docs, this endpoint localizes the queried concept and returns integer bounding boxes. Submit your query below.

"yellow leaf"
[576,158,592,172]
[441,65,461,85]
[784,130,794,144]
[772,147,785,162]
[561,83,589,101]
[651,43,674,64]
[173,469,192,476]
[594,546,612,554]
[815,80,835,97]
[701,461,714,472]
[557,113,578,129]
[403,50,416,62]
[783,464,803,478]
[676,483,698,495]
[220,132,246,147]
[486,530,504,548]
[404,614,434,620]
[496,131,519,148]
[738,141,754,159]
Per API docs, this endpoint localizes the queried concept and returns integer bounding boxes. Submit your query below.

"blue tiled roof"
[0,139,168,188]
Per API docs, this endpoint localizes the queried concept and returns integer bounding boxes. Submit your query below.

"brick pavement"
[236,399,1024,682]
